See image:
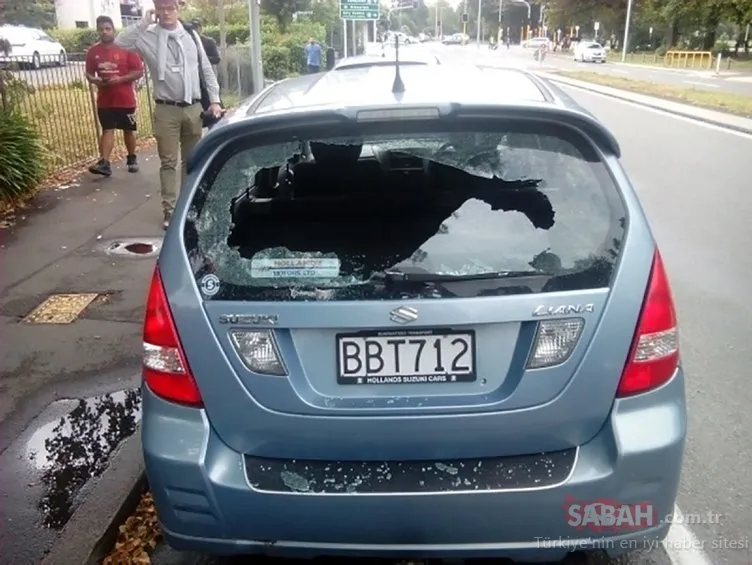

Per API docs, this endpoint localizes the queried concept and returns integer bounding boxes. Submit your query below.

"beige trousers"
[154,102,203,218]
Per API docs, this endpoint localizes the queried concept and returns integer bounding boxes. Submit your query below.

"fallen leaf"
[102,489,162,564]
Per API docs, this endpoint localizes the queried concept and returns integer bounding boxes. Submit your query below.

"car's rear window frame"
[184,116,627,301]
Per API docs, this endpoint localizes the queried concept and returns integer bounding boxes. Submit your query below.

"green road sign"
[340,0,380,20]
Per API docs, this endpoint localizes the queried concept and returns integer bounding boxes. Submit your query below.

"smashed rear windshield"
[185,121,625,301]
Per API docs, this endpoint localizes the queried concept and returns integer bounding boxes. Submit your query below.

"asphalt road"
[434,43,752,96]
[8,61,87,87]
[557,86,752,565]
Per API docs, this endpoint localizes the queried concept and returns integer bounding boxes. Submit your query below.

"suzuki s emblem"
[390,306,418,325]
[532,304,595,317]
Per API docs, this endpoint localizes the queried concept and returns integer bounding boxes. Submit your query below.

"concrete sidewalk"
[0,150,163,565]
[537,71,752,135]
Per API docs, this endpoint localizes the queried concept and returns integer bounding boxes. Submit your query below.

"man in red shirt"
[85,15,144,177]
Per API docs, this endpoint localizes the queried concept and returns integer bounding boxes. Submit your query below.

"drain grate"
[24,293,100,324]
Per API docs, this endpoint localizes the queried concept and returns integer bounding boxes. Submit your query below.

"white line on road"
[663,506,713,565]
[557,82,752,141]
[683,80,719,88]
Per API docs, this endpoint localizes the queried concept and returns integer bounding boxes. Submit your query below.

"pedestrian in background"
[85,15,144,177]
[115,0,222,230]
[304,38,322,74]
[188,18,221,66]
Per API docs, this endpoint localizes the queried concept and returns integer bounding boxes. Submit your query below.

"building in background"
[54,0,156,29]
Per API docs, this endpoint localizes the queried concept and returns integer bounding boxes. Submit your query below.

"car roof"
[191,64,621,166]
[242,65,550,115]
[334,52,438,69]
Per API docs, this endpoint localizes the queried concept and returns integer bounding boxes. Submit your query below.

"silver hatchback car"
[142,63,685,562]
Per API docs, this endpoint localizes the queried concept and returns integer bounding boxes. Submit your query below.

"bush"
[0,109,46,202]
[262,44,292,80]
[1,72,35,109]
[49,28,99,53]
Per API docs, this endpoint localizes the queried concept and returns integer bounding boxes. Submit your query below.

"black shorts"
[97,107,137,131]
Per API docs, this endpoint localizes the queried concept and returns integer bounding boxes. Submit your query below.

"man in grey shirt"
[116,0,223,229]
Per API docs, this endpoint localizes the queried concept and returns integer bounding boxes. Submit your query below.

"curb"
[41,428,145,565]
[539,73,752,136]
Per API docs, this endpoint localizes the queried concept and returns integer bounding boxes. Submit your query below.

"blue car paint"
[146,64,686,560]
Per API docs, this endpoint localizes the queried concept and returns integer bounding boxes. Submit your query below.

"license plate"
[336,329,476,385]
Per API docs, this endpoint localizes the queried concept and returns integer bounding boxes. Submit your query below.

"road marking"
[727,75,752,83]
[556,82,752,141]
[23,293,100,324]
[664,506,713,565]
[683,80,719,88]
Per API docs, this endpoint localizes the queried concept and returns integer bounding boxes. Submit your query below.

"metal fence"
[0,47,254,174]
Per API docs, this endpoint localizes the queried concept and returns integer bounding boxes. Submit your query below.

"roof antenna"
[391,34,405,94]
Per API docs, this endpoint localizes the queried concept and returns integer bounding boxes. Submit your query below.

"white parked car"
[0,24,67,69]
[383,31,414,45]
[522,37,550,49]
[574,41,607,63]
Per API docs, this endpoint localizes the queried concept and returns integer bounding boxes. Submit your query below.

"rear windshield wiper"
[370,269,553,283]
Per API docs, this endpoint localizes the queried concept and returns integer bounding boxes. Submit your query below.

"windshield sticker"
[251,258,341,279]
[199,273,220,296]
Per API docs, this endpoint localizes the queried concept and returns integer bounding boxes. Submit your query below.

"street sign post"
[594,21,600,33]
[340,0,380,20]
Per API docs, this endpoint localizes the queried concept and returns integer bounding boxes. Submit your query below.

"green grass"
[559,71,752,118]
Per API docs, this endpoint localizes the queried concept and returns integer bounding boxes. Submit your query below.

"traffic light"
[461,13,469,23]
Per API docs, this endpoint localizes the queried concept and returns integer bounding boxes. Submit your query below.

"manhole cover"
[97,237,162,258]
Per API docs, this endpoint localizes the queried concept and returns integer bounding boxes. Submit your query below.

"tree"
[184,0,249,26]
[4,0,56,28]
[264,0,313,31]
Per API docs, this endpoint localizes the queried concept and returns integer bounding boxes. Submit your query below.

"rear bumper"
[142,368,686,561]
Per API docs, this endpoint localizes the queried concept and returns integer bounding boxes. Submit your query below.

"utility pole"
[247,0,263,93]
[498,0,502,43]
[218,0,227,91]
[476,0,482,48]
[434,1,439,38]
[621,0,633,62]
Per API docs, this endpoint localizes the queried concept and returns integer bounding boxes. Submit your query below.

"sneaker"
[163,213,171,231]
[126,154,139,173]
[89,159,112,177]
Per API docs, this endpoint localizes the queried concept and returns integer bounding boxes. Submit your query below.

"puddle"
[96,237,162,258]
[25,388,142,529]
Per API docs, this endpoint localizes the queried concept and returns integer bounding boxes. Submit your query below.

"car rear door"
[160,105,656,462]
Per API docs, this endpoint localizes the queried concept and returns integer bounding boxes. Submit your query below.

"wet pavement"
[0,389,141,563]
[0,150,163,564]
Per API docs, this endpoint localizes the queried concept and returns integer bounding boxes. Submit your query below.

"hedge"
[0,105,46,202]
[48,18,330,81]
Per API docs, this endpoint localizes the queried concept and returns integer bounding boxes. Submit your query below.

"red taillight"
[616,251,679,397]
[143,267,203,406]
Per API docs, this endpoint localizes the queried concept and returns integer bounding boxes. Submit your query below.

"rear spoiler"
[186,102,621,173]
